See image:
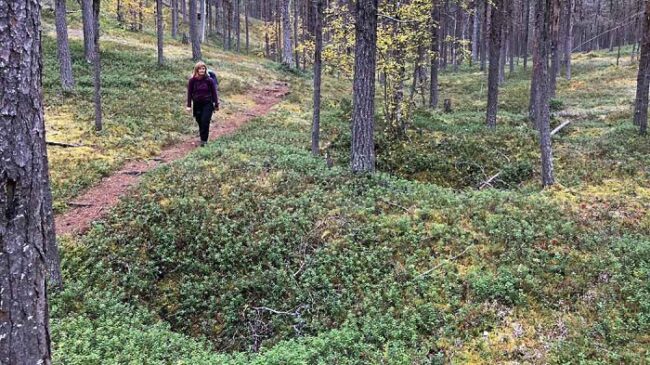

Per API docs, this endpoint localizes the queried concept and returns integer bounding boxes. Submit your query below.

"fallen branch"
[478,121,572,189]
[479,172,503,190]
[47,141,82,148]
[67,202,93,208]
[551,120,572,136]
[415,244,476,280]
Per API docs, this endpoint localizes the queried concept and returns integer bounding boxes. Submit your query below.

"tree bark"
[430,2,440,108]
[81,0,94,61]
[0,1,63,364]
[548,0,560,98]
[189,0,202,59]
[564,0,573,80]
[633,0,650,135]
[472,0,480,63]
[281,0,294,67]
[157,0,164,65]
[172,0,179,38]
[481,0,489,71]
[245,0,250,52]
[532,0,555,186]
[54,0,75,92]
[236,0,241,52]
[351,0,378,173]
[486,0,505,128]
[312,0,324,155]
[523,0,530,70]
[200,0,207,42]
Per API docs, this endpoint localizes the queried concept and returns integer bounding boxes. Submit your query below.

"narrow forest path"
[56,83,290,236]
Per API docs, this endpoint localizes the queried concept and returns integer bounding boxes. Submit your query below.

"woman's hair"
[192,61,207,78]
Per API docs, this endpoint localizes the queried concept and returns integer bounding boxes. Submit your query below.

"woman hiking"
[186,61,219,147]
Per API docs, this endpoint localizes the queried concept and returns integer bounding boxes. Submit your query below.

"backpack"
[207,69,219,90]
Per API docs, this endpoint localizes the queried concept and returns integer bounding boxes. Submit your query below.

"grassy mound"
[53,95,649,363]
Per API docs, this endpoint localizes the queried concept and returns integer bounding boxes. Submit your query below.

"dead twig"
[416,244,476,280]
[47,141,82,148]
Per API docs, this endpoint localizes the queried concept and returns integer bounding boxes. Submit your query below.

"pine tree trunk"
[54,0,75,91]
[549,0,560,98]
[481,0,489,71]
[472,0,480,63]
[564,0,573,80]
[157,0,164,65]
[293,0,299,68]
[245,0,249,52]
[312,0,324,155]
[181,0,188,23]
[189,0,202,59]
[236,0,241,52]
[486,0,504,128]
[633,0,650,135]
[200,0,206,43]
[117,0,124,24]
[172,0,179,37]
[281,0,294,67]
[533,0,554,186]
[81,0,94,61]
[430,2,440,108]
[523,0,530,70]
[351,0,378,173]
[0,1,62,363]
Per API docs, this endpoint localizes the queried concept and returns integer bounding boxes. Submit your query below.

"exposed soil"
[55,82,290,236]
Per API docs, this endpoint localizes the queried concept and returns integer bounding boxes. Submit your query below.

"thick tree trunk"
[564,0,573,80]
[312,0,324,155]
[281,0,294,67]
[430,3,440,108]
[157,0,164,65]
[532,0,555,186]
[189,0,202,60]
[0,1,62,364]
[172,0,179,38]
[54,0,75,91]
[486,0,504,128]
[633,0,650,135]
[351,0,378,173]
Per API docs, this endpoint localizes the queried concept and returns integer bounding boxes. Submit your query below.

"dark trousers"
[193,102,214,142]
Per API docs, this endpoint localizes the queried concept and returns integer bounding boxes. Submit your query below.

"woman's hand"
[186,107,191,113]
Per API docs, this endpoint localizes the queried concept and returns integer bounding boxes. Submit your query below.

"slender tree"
[245,0,250,52]
[430,2,440,109]
[0,1,63,364]
[54,0,75,91]
[351,0,379,173]
[532,0,555,186]
[564,0,573,80]
[281,0,294,67]
[157,0,164,65]
[633,0,650,135]
[190,0,202,60]
[523,0,530,69]
[486,0,505,128]
[312,0,324,155]
[200,0,207,42]
[172,0,179,38]
[81,0,94,61]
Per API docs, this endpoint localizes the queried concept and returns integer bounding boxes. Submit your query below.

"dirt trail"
[56,83,289,236]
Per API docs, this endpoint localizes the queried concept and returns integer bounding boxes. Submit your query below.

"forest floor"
[56,82,289,235]
[43,5,648,365]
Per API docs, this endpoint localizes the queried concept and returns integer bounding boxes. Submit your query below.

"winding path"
[55,83,290,236]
